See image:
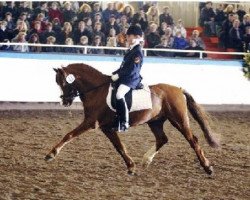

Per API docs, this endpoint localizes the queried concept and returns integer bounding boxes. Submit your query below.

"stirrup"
[118,122,129,133]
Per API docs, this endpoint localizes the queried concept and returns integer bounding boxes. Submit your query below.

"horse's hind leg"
[169,115,213,175]
[142,120,168,168]
[101,127,136,175]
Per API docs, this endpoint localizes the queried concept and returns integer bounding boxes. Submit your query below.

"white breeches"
[116,84,130,100]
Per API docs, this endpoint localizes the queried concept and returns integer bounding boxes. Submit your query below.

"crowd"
[1,1,237,57]
[199,1,250,52]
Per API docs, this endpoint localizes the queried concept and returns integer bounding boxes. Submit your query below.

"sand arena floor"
[0,110,249,200]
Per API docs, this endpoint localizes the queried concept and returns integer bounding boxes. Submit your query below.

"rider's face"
[126,34,136,45]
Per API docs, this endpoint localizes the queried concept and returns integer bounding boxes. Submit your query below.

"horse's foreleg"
[142,120,168,168]
[101,128,136,175]
[45,119,95,162]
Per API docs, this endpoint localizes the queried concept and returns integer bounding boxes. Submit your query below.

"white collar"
[129,38,143,50]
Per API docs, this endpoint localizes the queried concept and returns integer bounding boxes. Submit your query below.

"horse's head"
[53,67,79,107]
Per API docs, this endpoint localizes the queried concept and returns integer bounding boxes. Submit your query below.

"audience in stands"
[0,1,249,56]
[185,39,206,58]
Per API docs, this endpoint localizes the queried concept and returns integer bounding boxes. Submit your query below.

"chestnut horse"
[45,63,220,175]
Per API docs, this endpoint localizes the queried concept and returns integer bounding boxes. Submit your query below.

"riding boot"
[116,98,129,132]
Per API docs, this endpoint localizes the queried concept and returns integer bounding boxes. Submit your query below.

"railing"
[0,42,246,59]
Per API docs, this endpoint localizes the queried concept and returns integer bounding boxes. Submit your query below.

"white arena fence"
[0,42,246,58]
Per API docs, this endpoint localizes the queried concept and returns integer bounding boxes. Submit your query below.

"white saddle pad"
[106,84,153,112]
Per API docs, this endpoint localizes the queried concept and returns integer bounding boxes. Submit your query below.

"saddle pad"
[106,84,153,112]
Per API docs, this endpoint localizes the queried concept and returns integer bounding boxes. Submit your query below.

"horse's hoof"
[205,165,213,175]
[128,170,138,176]
[141,158,152,169]
[44,154,54,162]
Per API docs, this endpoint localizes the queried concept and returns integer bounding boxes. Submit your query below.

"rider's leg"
[116,84,130,132]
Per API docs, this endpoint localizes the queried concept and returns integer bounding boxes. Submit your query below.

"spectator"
[172,31,188,56]
[105,14,120,35]
[173,19,187,38]
[18,12,30,30]
[78,3,91,21]
[236,5,246,22]
[91,3,102,20]
[0,39,11,51]
[52,17,62,35]
[229,19,244,51]
[28,33,41,52]
[16,1,32,21]
[200,1,216,36]
[11,20,28,39]
[0,21,11,41]
[146,23,160,48]
[102,3,118,23]
[58,22,73,44]
[131,8,148,32]
[77,35,89,54]
[28,21,43,40]
[122,4,134,23]
[164,27,174,40]
[89,35,104,54]
[241,14,250,34]
[48,2,63,24]
[84,17,93,32]
[33,2,48,20]
[40,22,56,44]
[73,21,92,45]
[189,30,205,49]
[4,12,15,31]
[158,22,168,36]
[93,13,105,33]
[64,38,77,53]
[223,4,235,18]
[1,2,17,21]
[12,31,29,52]
[117,25,128,47]
[154,35,174,57]
[243,27,250,51]
[215,4,226,29]
[93,22,106,45]
[185,39,205,58]
[159,6,174,26]
[43,36,56,52]
[147,5,159,25]
[106,32,120,55]
[62,2,76,23]
[32,13,47,31]
[118,15,129,30]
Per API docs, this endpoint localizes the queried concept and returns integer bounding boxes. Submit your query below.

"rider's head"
[126,25,143,46]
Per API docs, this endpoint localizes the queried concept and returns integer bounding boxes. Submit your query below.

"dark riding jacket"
[112,44,143,89]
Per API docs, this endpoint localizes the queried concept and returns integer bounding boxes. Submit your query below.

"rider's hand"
[111,74,119,82]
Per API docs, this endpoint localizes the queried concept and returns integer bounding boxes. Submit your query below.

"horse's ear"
[53,68,58,73]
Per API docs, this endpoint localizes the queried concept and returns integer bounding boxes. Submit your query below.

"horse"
[45,63,220,175]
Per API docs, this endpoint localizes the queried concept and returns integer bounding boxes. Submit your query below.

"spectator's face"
[41,3,47,9]
[233,20,240,28]
[6,15,12,21]
[31,36,38,42]
[83,7,88,13]
[79,22,85,30]
[161,22,167,30]
[52,3,57,10]
[125,6,131,13]
[161,38,168,46]
[246,28,250,34]
[121,16,127,23]
[94,4,100,11]
[47,25,52,31]
[95,24,101,31]
[19,34,26,42]
[65,4,71,10]
[20,15,27,20]
[206,3,212,9]
[95,38,101,45]
[163,8,169,14]
[95,15,101,21]
[23,2,29,8]
[150,25,157,33]
[0,23,6,30]
[109,17,115,23]
[81,37,88,44]
[229,15,235,22]
[139,10,145,16]
[108,3,114,10]
[86,19,92,26]
[110,29,116,36]
[35,23,41,30]
[176,32,182,38]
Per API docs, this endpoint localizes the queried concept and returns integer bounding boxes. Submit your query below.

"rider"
[111,25,144,132]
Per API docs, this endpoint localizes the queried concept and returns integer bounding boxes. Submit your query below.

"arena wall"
[0,52,249,104]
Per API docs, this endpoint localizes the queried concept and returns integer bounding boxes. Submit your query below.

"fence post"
[144,49,147,57]
[84,47,87,54]
[199,51,203,59]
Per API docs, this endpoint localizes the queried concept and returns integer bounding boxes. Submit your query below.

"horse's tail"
[183,90,220,148]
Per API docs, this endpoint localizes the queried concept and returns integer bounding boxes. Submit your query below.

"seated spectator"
[223,4,235,19]
[114,2,124,21]
[16,1,32,21]
[117,25,128,47]
[243,27,250,51]
[43,36,56,52]
[78,3,91,21]
[40,22,56,44]
[229,19,244,51]
[89,35,104,54]
[92,13,105,33]
[33,2,48,20]
[11,20,28,39]
[215,4,226,34]
[93,22,106,45]
[219,13,235,48]
[28,21,43,40]
[64,38,77,53]
[158,22,168,36]
[154,35,174,57]
[146,5,159,25]
[159,6,174,26]
[1,2,17,21]
[106,35,120,55]
[62,2,76,23]
[18,12,30,30]
[32,13,47,31]
[12,31,29,52]
[131,8,148,32]
[52,18,62,35]
[122,4,134,23]
[0,21,11,42]
[146,23,160,48]
[28,33,41,52]
[241,14,250,34]
[236,5,246,22]
[189,30,205,49]
[77,35,90,54]
[164,27,174,39]
[4,12,15,31]
[58,22,73,44]
[73,21,92,45]
[173,19,187,38]
[172,31,188,56]
[105,14,120,35]
[118,15,129,31]
[185,39,205,58]
[0,39,11,51]
[91,3,102,20]
[102,3,118,23]
[200,1,216,36]
[48,2,63,24]
[84,17,93,32]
